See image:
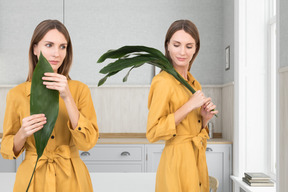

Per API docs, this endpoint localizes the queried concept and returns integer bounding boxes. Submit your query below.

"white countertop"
[0,138,232,145]
[96,137,232,144]
[0,172,156,192]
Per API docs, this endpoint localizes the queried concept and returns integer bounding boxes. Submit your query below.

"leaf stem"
[26,156,39,192]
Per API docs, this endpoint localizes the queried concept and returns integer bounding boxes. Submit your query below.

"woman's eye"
[187,46,193,49]
[45,44,52,48]
[173,44,180,47]
[60,45,67,49]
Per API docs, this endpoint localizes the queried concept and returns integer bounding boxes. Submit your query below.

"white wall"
[279,0,288,68]
[0,85,224,134]
[223,0,234,84]
[0,0,228,86]
[0,0,63,85]
[278,0,288,191]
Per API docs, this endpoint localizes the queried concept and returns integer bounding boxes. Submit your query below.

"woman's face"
[33,29,67,73]
[167,30,196,70]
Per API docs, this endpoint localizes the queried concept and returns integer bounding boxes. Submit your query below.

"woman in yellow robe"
[1,20,99,192]
[147,20,218,192]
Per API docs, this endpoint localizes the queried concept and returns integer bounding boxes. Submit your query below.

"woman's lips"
[49,60,59,65]
[176,57,186,61]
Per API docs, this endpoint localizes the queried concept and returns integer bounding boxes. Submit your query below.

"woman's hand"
[187,90,209,111]
[43,72,80,129]
[200,99,218,127]
[19,114,46,139]
[42,72,71,100]
[13,114,46,156]
[174,90,209,125]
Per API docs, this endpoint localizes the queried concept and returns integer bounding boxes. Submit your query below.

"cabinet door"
[145,144,164,172]
[80,144,145,172]
[0,156,16,172]
[0,145,25,172]
[206,144,232,192]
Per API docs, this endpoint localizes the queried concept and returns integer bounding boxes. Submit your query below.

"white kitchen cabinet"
[145,144,164,172]
[0,144,25,172]
[0,144,24,172]
[1,141,232,192]
[206,144,232,192]
[79,144,145,172]
[0,154,16,172]
[144,143,232,192]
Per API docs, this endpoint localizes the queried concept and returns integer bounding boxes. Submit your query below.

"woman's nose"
[180,46,185,55]
[53,47,60,57]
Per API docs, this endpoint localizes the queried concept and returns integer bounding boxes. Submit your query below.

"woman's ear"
[166,42,170,52]
[33,44,38,56]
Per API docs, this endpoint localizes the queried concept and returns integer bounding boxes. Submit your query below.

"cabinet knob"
[206,147,213,152]
[80,151,91,156]
[120,151,131,156]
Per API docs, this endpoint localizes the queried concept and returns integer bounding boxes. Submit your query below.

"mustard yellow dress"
[147,71,210,192]
[1,80,99,192]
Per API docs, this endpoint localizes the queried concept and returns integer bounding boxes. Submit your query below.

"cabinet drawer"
[80,145,143,161]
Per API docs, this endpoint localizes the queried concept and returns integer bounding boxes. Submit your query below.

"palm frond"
[97,45,195,93]
[97,45,218,117]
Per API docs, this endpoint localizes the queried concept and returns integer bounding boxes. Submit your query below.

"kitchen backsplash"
[0,84,234,139]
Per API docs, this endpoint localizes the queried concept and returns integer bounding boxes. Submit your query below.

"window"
[267,0,276,179]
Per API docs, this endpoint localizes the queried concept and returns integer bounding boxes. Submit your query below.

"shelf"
[230,176,276,192]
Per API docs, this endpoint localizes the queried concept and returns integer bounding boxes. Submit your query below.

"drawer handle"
[206,147,213,152]
[80,151,91,156]
[120,151,131,156]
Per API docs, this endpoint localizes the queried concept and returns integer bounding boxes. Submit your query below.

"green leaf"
[99,54,155,74]
[97,46,194,94]
[123,63,144,82]
[97,45,217,117]
[27,52,59,191]
[98,71,120,86]
[97,46,167,63]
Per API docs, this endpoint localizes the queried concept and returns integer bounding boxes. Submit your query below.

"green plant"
[27,52,59,191]
[97,45,196,93]
[97,45,217,117]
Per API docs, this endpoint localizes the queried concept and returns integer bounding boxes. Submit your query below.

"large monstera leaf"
[27,52,59,191]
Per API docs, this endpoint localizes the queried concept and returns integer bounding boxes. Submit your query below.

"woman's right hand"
[13,114,46,156]
[187,90,209,111]
[174,90,210,126]
[18,114,46,139]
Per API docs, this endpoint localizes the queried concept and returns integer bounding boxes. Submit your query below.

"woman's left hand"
[42,72,71,100]
[200,98,218,123]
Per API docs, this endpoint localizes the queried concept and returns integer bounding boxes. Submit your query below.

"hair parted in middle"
[27,19,73,81]
[164,19,200,71]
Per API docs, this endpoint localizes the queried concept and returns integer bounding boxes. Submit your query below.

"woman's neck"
[173,65,188,80]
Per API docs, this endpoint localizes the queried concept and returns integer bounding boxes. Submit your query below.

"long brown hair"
[27,19,73,81]
[164,20,200,71]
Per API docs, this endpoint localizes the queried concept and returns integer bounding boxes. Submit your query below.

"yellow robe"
[147,71,210,192]
[1,80,99,192]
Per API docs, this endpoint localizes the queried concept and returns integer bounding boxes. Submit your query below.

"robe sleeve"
[1,89,25,159]
[146,75,176,143]
[68,84,99,151]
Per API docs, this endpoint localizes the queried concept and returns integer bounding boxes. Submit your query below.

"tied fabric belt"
[25,145,79,192]
[165,128,210,192]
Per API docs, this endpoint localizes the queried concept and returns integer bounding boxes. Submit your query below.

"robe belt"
[165,128,210,192]
[25,145,80,192]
